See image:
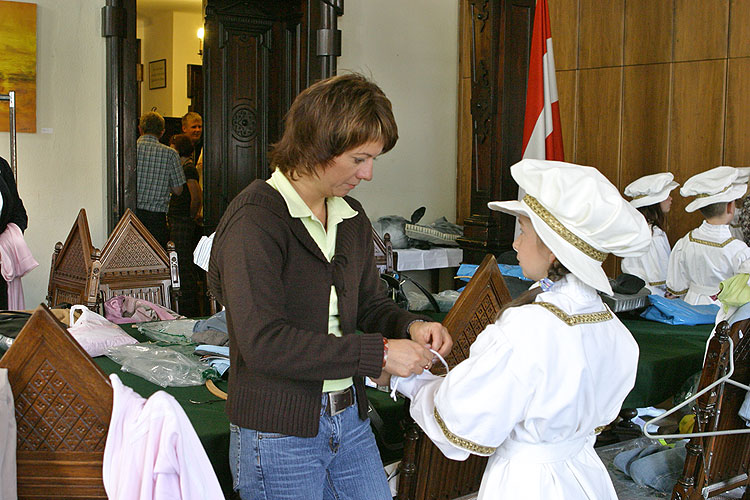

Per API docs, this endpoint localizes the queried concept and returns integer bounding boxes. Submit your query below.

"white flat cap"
[488,159,651,295]
[624,172,680,208]
[681,166,747,213]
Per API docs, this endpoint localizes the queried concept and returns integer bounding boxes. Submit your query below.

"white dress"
[621,225,670,296]
[667,221,750,305]
[400,275,638,500]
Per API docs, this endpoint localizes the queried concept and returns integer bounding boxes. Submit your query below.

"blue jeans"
[229,392,391,500]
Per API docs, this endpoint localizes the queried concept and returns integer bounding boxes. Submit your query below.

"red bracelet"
[382,337,389,368]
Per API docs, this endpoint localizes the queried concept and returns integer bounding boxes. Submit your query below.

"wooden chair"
[397,253,512,500]
[373,228,398,274]
[671,318,750,500]
[97,209,181,313]
[0,305,112,499]
[46,209,101,310]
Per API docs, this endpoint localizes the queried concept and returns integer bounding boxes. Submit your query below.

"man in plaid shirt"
[136,111,186,248]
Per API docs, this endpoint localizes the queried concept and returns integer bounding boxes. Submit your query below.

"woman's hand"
[409,321,453,357]
[384,339,434,377]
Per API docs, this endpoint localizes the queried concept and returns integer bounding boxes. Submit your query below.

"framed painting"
[0,0,36,133]
[149,59,167,90]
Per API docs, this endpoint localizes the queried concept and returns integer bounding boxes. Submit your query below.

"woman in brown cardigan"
[209,73,452,500]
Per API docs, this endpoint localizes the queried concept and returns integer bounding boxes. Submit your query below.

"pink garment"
[103,295,181,324]
[0,223,38,309]
[102,374,223,500]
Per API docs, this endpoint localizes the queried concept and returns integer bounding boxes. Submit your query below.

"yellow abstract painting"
[0,1,36,133]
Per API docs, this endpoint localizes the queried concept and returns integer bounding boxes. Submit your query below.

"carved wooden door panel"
[457,0,535,263]
[202,0,343,233]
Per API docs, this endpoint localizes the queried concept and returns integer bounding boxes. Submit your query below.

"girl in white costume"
[388,160,651,500]
[622,172,679,296]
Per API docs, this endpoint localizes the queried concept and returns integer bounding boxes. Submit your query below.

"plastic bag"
[640,295,719,325]
[67,305,137,357]
[137,319,199,344]
[106,343,219,387]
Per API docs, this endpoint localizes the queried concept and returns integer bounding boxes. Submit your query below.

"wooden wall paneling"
[556,69,576,162]
[620,63,671,186]
[729,0,750,57]
[574,67,622,183]
[724,57,750,165]
[578,0,624,69]
[547,0,578,71]
[674,0,729,61]
[457,0,473,224]
[624,0,673,65]
[669,60,727,243]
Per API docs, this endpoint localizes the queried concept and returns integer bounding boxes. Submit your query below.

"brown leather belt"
[325,386,355,416]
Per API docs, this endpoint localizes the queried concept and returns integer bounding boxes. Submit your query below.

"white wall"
[171,11,203,116]
[140,10,173,115]
[338,0,459,225]
[0,0,107,308]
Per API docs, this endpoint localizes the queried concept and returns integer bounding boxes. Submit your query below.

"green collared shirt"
[268,169,358,392]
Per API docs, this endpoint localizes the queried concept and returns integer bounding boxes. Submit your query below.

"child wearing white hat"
[388,160,651,500]
[666,166,750,305]
[621,172,680,296]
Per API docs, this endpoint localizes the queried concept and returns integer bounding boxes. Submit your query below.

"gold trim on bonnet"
[632,193,648,200]
[434,407,496,455]
[533,302,613,326]
[523,195,608,262]
[688,231,734,248]
[695,185,731,198]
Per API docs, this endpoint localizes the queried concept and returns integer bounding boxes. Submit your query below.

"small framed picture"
[149,59,167,90]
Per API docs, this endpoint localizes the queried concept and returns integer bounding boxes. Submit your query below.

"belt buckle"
[327,387,352,416]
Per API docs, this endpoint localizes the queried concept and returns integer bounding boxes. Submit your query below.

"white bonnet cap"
[680,166,747,213]
[624,172,679,208]
[488,159,651,295]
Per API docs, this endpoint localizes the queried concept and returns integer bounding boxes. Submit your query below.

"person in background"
[0,156,29,309]
[732,168,750,242]
[667,166,750,305]
[622,172,680,296]
[168,134,201,317]
[181,111,202,165]
[136,111,185,249]
[387,159,651,500]
[208,73,452,500]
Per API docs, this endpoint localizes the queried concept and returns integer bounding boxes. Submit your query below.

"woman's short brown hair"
[170,133,194,158]
[270,73,398,179]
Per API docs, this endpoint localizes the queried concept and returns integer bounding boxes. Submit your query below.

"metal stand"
[0,90,17,182]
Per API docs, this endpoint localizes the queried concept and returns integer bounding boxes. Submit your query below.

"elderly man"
[136,111,185,248]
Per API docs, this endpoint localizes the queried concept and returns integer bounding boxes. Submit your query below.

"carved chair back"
[672,318,750,499]
[398,253,512,500]
[0,305,112,498]
[98,209,181,313]
[46,208,100,310]
[373,228,398,274]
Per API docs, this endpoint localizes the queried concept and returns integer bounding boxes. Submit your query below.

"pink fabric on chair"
[0,223,38,309]
[103,295,181,324]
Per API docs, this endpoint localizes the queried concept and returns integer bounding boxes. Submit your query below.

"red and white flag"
[521,0,563,161]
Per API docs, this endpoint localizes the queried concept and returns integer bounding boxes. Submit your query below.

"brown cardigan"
[208,180,424,437]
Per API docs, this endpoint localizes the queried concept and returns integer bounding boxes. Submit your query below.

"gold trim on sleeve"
[523,195,608,262]
[666,286,688,296]
[688,231,734,248]
[648,280,666,286]
[533,302,613,326]
[434,407,496,456]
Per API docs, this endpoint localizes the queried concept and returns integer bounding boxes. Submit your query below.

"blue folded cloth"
[640,295,719,325]
[455,263,530,282]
